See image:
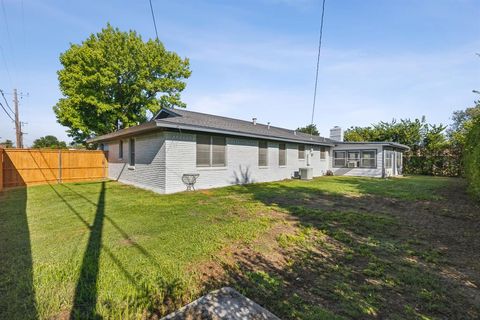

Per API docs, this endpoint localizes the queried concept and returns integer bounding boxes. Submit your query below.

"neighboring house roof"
[335,141,410,150]
[87,108,336,146]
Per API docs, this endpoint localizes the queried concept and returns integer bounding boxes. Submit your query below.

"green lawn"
[1,176,479,319]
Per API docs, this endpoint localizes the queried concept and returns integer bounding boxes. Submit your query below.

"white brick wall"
[164,132,330,193]
[106,132,166,193]
[104,132,404,194]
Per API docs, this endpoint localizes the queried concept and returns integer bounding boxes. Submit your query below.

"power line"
[0,44,12,85]
[310,0,327,133]
[0,89,14,115]
[148,0,159,41]
[0,101,14,122]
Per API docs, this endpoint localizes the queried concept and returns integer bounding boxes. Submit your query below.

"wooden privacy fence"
[0,148,108,190]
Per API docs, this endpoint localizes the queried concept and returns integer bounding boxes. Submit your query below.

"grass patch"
[1,175,478,319]
[0,181,274,319]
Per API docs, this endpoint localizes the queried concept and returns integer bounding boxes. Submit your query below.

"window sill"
[259,166,269,169]
[279,165,287,168]
[197,166,228,171]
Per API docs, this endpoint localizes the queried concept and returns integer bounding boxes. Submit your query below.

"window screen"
[212,136,226,166]
[258,141,268,166]
[334,151,346,167]
[196,134,211,166]
[298,144,305,159]
[129,138,135,166]
[119,140,123,159]
[279,143,286,166]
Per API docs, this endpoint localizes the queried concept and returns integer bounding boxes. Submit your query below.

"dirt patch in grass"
[195,178,480,319]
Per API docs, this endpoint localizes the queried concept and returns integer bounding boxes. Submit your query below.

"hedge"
[464,118,480,200]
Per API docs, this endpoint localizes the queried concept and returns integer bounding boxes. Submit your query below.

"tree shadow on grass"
[69,181,106,320]
[0,186,38,319]
[205,180,480,319]
[49,182,187,318]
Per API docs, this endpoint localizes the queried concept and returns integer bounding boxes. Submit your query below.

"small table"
[182,173,200,191]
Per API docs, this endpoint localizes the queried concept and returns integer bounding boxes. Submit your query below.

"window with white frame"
[298,144,305,160]
[129,138,135,166]
[258,140,268,166]
[320,146,327,160]
[119,140,123,159]
[196,134,226,167]
[279,143,286,166]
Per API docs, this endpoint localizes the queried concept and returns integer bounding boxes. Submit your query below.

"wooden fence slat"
[2,149,108,188]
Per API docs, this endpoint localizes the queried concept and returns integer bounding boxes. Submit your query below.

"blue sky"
[0,0,479,146]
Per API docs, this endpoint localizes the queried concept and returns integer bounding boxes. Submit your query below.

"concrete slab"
[161,287,280,320]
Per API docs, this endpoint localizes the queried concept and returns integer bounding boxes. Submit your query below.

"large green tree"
[32,135,67,149]
[53,24,191,143]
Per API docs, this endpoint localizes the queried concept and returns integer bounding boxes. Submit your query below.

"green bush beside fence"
[464,119,480,200]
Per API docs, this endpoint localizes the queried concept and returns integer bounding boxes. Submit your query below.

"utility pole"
[13,89,23,148]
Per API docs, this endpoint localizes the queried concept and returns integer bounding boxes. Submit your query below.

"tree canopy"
[0,139,14,148]
[53,24,191,144]
[32,135,67,149]
[344,118,452,175]
[296,124,320,136]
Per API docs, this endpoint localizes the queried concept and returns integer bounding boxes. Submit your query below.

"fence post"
[104,151,108,180]
[58,149,62,184]
[0,148,3,192]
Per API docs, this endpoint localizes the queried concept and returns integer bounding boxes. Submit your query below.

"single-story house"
[87,109,409,194]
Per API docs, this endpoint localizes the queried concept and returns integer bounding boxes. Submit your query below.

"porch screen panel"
[196,134,211,166]
[258,141,268,166]
[212,136,226,166]
[361,151,376,168]
[385,150,393,168]
[334,151,346,167]
[279,143,286,166]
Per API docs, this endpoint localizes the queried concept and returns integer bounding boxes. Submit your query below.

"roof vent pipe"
[252,118,257,125]
[294,130,297,135]
[267,122,270,129]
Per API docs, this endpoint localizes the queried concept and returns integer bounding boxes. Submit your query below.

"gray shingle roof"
[87,108,411,151]
[155,108,334,145]
[88,108,335,145]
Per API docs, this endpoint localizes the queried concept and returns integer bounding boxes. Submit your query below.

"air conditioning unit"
[348,161,357,168]
[299,167,313,180]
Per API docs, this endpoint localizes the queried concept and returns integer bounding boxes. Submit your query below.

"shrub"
[325,170,334,176]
